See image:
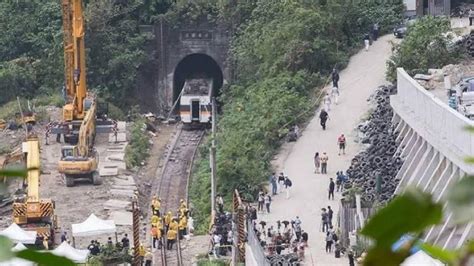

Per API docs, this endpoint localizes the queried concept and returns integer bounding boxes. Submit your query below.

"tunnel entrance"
[173,53,224,103]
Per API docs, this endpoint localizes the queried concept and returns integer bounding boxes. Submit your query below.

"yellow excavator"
[12,133,57,242]
[55,0,104,187]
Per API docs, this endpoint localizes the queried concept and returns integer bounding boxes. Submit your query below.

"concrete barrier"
[391,68,473,249]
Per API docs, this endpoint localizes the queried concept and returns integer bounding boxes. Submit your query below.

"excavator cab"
[61,145,76,160]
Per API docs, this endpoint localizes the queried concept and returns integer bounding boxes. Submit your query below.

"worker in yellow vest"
[138,243,146,264]
[151,196,161,216]
[169,218,179,232]
[178,216,187,239]
[166,229,177,250]
[164,211,172,231]
[151,213,160,228]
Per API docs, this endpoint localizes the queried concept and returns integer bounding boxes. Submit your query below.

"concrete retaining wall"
[391,68,473,249]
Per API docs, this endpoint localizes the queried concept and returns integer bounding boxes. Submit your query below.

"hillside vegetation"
[188,0,404,233]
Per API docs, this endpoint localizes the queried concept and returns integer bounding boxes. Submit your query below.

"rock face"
[344,86,403,204]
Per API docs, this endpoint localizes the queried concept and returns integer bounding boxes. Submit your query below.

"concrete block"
[110,211,133,226]
[103,160,126,170]
[112,185,137,191]
[113,176,136,186]
[117,121,127,132]
[107,144,127,153]
[107,153,125,162]
[99,165,118,177]
[104,199,131,210]
[109,132,127,143]
[110,189,135,198]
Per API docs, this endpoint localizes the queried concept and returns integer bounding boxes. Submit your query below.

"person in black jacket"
[331,68,340,88]
[328,178,335,200]
[319,109,329,130]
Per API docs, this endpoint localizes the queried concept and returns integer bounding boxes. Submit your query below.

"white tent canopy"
[401,250,445,266]
[0,242,34,266]
[52,241,89,263]
[72,214,116,237]
[0,223,37,244]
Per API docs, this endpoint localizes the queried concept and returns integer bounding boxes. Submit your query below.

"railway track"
[157,127,204,266]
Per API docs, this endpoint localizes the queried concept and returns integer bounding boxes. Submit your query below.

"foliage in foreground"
[361,135,474,265]
[190,0,404,233]
[125,119,150,169]
[386,16,461,82]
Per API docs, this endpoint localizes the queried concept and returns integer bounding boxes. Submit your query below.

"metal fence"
[246,219,271,266]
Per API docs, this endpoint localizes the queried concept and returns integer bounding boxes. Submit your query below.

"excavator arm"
[61,0,87,121]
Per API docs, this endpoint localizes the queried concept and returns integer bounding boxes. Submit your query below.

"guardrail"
[392,68,474,174]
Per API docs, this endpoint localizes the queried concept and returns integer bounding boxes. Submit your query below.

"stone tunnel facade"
[136,20,231,115]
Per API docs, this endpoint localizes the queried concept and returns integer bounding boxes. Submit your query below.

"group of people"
[149,196,189,252]
[250,215,309,262]
[363,22,380,51]
[268,172,293,200]
[319,68,342,130]
[209,212,233,258]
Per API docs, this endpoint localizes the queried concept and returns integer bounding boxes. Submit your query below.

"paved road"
[262,34,395,266]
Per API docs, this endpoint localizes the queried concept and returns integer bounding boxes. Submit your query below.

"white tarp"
[52,242,89,263]
[72,214,116,237]
[0,243,34,266]
[401,250,445,266]
[0,223,37,244]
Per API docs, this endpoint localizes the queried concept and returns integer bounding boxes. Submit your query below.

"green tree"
[386,16,459,82]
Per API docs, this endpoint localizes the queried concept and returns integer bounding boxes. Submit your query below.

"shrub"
[125,119,150,169]
[386,16,459,82]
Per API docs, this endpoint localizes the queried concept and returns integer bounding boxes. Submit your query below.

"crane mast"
[62,0,87,122]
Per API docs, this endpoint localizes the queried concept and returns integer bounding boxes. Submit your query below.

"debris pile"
[344,86,403,203]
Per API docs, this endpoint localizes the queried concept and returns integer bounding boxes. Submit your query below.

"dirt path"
[264,34,395,266]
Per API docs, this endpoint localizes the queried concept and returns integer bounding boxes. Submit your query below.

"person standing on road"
[331,68,340,88]
[257,191,265,213]
[278,172,285,193]
[348,250,355,266]
[319,109,329,130]
[327,206,334,227]
[321,208,329,232]
[325,231,333,253]
[372,23,379,41]
[284,176,292,199]
[469,9,474,26]
[314,152,320,173]
[364,33,370,51]
[320,152,329,174]
[323,92,332,112]
[331,85,339,105]
[167,228,177,250]
[264,194,272,213]
[338,134,346,155]
[329,178,335,200]
[270,173,278,195]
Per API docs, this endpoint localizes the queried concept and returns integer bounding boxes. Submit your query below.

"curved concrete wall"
[391,68,473,249]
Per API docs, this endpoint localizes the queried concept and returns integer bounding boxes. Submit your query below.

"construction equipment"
[58,100,101,187]
[11,134,57,242]
[55,0,102,187]
[52,0,93,145]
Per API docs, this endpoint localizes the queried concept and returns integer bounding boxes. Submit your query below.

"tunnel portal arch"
[172,53,224,103]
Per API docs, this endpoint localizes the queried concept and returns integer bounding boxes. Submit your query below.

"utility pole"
[210,97,217,214]
[132,199,141,266]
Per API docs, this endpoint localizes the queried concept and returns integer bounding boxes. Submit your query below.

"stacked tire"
[343,86,403,204]
[467,30,474,57]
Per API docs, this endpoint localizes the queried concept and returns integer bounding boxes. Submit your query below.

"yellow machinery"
[52,0,94,144]
[11,134,57,242]
[56,0,101,187]
[58,100,100,187]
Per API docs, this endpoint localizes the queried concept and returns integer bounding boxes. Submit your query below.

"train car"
[179,78,213,126]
